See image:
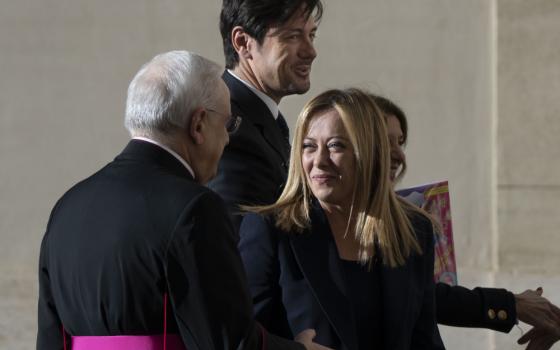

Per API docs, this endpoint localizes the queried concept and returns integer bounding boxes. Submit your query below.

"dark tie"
[275,112,291,161]
[276,113,290,144]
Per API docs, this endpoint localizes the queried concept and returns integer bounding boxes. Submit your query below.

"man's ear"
[188,107,207,145]
[232,26,253,60]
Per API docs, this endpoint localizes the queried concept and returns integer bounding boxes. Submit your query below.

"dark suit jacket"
[238,204,445,350]
[435,283,516,332]
[37,140,303,350]
[208,71,290,229]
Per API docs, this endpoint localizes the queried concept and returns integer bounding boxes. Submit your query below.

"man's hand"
[515,288,560,334]
[518,327,560,350]
[295,329,334,350]
[515,288,560,350]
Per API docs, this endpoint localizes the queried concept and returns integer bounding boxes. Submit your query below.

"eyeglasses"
[207,108,242,134]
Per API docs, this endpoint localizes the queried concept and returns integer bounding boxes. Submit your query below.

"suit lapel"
[289,205,358,350]
[222,71,290,164]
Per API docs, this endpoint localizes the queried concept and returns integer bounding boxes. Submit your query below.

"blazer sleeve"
[436,283,517,332]
[410,217,446,350]
[238,213,292,338]
[166,192,302,350]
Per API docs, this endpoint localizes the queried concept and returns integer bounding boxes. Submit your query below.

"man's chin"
[287,81,311,95]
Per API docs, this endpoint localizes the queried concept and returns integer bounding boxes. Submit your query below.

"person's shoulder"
[165,183,227,217]
[166,188,233,238]
[238,211,292,256]
[406,208,432,228]
[52,164,111,208]
[241,211,276,230]
[406,210,435,241]
[240,211,287,238]
[124,164,219,218]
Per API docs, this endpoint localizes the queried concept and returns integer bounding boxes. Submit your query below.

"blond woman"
[238,88,444,350]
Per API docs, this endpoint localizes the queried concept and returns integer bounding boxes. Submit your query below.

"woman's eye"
[302,143,315,149]
[328,142,345,149]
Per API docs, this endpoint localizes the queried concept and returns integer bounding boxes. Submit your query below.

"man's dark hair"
[220,0,323,69]
[373,95,408,144]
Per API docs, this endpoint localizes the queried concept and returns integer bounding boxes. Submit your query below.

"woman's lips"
[312,174,337,184]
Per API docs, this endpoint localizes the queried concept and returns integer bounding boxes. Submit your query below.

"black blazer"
[435,283,516,332]
[37,140,303,350]
[208,71,290,229]
[238,204,445,350]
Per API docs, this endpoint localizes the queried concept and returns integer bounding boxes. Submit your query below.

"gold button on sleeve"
[487,309,496,320]
[497,310,508,320]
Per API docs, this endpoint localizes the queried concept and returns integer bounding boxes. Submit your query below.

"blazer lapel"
[222,71,290,164]
[289,205,358,350]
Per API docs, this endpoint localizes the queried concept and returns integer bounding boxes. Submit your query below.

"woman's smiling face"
[302,108,356,208]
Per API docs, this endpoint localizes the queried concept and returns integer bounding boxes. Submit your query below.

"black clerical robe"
[37,140,304,350]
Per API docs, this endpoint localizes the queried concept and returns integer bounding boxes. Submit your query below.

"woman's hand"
[295,329,334,350]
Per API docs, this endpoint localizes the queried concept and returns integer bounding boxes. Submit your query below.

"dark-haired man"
[209,0,322,228]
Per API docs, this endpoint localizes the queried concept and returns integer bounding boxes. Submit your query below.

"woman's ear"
[188,107,206,145]
[232,26,253,60]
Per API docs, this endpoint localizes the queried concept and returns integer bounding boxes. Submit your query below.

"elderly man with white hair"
[37,50,329,350]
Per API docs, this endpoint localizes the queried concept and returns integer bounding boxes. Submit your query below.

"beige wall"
[498,0,560,273]
[1,1,559,349]
[493,3,560,347]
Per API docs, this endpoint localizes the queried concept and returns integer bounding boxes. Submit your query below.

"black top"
[340,259,383,350]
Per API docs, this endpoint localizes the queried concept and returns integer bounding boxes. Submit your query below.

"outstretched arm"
[436,283,517,332]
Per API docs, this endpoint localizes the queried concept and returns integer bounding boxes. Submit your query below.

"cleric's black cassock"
[37,140,304,350]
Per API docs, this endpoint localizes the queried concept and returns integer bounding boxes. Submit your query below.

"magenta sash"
[71,334,186,350]
[65,293,186,350]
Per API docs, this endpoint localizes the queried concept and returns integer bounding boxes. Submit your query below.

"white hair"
[125,50,223,136]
